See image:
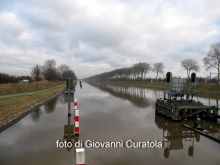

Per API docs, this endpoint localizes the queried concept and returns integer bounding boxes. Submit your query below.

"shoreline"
[99,80,220,99]
[0,90,63,133]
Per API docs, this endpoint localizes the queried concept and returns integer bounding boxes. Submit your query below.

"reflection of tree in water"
[155,114,199,158]
[31,108,42,122]
[89,82,150,108]
[58,95,65,104]
[44,98,58,113]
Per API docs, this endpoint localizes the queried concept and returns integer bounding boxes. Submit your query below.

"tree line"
[0,73,32,84]
[0,59,77,85]
[31,59,77,86]
[87,42,220,86]
[87,62,163,81]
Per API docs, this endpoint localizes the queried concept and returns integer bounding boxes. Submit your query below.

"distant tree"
[0,73,31,83]
[140,62,151,80]
[58,64,70,73]
[42,59,57,82]
[45,59,56,68]
[58,64,70,80]
[63,70,77,80]
[0,73,16,83]
[152,62,164,80]
[181,59,199,83]
[55,68,62,80]
[30,64,41,87]
[131,63,140,80]
[131,63,151,80]
[203,42,220,86]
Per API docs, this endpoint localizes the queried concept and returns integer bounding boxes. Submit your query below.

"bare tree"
[203,42,220,85]
[58,64,70,80]
[131,63,140,80]
[58,64,70,73]
[141,62,151,80]
[30,64,41,87]
[63,70,77,80]
[152,62,164,79]
[181,58,199,83]
[131,63,151,80]
[42,59,57,83]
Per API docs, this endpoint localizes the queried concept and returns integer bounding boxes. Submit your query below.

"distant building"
[19,79,30,83]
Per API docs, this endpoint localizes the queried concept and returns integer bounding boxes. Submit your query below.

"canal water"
[0,82,220,165]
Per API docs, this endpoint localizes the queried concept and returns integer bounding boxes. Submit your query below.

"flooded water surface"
[0,82,220,165]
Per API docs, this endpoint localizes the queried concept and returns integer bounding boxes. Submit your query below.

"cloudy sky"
[0,0,220,78]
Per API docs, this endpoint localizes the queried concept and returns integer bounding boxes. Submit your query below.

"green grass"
[0,80,64,96]
[102,80,220,99]
[0,84,64,126]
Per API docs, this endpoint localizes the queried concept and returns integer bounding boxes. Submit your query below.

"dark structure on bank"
[156,72,220,121]
[63,79,77,141]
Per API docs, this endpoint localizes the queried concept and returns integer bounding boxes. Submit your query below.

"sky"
[0,0,220,78]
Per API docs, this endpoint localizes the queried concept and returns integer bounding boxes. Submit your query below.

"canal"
[0,82,220,165]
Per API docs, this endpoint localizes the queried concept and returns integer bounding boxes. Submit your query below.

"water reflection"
[31,108,42,122]
[185,119,220,139]
[1,82,220,165]
[155,115,199,158]
[30,97,58,122]
[88,82,150,108]
[208,98,219,108]
[44,97,58,113]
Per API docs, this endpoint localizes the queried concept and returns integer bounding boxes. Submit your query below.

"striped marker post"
[73,98,78,110]
[76,148,85,165]
[74,109,80,136]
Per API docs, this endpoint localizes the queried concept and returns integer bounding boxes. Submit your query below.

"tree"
[58,64,70,80]
[0,73,17,83]
[181,58,199,83]
[63,70,77,80]
[203,42,220,86]
[30,64,41,87]
[131,63,141,80]
[42,59,57,82]
[142,63,151,79]
[131,63,151,80]
[152,62,164,79]
[45,59,56,68]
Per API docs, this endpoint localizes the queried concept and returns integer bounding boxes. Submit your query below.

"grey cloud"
[0,0,220,78]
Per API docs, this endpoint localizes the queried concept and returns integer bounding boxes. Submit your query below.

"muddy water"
[0,82,220,165]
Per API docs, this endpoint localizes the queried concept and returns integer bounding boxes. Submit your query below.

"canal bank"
[97,80,220,99]
[0,84,64,132]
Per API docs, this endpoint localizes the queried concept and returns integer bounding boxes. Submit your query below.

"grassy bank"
[102,80,220,99]
[0,81,64,96]
[104,81,168,89]
[0,84,64,127]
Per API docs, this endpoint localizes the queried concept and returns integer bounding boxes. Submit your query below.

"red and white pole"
[73,98,78,110]
[74,109,80,136]
[76,148,85,165]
